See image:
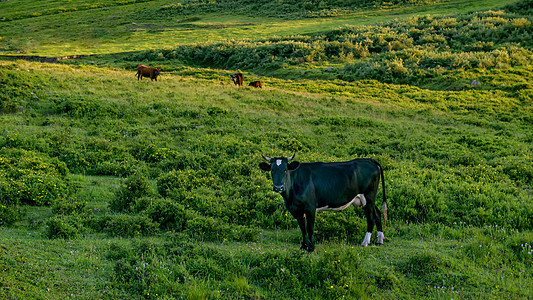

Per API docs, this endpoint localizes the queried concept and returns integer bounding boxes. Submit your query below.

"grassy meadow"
[1,0,532,299]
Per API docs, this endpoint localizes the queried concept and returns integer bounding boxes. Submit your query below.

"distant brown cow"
[249,81,262,88]
[231,73,244,86]
[136,64,161,81]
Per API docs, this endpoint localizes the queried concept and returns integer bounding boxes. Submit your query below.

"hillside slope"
[1,0,532,299]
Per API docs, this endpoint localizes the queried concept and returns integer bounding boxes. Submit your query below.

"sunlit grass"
[0,0,531,298]
[0,0,519,56]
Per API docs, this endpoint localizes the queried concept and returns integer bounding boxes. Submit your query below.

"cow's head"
[259,154,299,193]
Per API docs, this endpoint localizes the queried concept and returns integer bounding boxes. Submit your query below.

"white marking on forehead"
[276,159,282,166]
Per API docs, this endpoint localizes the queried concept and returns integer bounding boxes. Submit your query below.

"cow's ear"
[287,161,300,170]
[259,162,271,171]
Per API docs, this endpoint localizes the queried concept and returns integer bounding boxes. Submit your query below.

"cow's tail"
[377,161,387,228]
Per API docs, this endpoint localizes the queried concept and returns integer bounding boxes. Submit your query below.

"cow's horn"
[262,154,272,162]
[287,153,295,161]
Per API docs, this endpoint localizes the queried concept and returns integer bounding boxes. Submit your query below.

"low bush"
[156,169,215,198]
[504,0,533,15]
[51,196,87,215]
[109,174,154,212]
[185,214,260,242]
[45,215,83,239]
[248,247,369,298]
[103,214,159,237]
[314,210,366,244]
[0,204,23,226]
[0,148,69,207]
[145,198,188,231]
[88,159,144,177]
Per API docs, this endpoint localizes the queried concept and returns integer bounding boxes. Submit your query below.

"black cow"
[259,154,387,252]
[231,73,244,86]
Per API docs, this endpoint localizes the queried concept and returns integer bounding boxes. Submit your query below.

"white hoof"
[377,231,384,245]
[361,232,372,247]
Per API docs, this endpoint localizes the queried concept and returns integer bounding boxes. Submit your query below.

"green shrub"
[0,148,69,207]
[504,0,533,15]
[314,211,366,243]
[54,96,107,119]
[56,148,91,174]
[89,159,144,177]
[104,214,158,237]
[157,169,215,198]
[46,215,82,239]
[248,247,368,298]
[495,156,533,184]
[145,198,188,231]
[155,150,214,173]
[0,204,23,226]
[134,144,179,164]
[185,214,259,242]
[109,174,153,212]
[52,196,87,215]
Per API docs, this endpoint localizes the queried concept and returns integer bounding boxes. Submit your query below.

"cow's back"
[137,64,148,72]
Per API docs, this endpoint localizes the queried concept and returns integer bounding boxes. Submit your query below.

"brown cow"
[136,64,161,81]
[249,81,262,88]
[231,73,244,86]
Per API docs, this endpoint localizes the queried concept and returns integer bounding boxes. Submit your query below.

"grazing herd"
[135,66,262,88]
[134,64,387,251]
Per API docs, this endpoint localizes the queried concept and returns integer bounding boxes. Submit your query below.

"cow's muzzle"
[273,185,285,193]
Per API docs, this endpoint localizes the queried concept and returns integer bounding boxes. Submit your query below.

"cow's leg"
[362,190,379,247]
[362,204,374,247]
[363,191,385,246]
[305,211,316,253]
[371,204,385,245]
[374,204,384,245]
[370,190,385,245]
[293,212,309,251]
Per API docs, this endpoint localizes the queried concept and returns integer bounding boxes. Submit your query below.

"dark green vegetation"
[1,0,532,299]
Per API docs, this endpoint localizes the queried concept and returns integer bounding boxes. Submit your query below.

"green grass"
[0,0,520,56]
[1,56,531,299]
[1,0,532,298]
